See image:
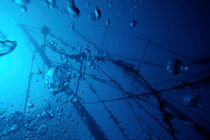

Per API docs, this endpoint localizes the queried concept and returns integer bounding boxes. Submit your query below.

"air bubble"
[12,0,30,12]
[0,40,17,57]
[67,0,80,18]
[89,7,101,21]
[44,0,57,9]
[130,20,137,27]
[105,19,111,26]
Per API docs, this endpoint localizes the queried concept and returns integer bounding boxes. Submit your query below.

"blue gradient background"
[0,0,210,140]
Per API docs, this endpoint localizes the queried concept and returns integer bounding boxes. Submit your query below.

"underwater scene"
[0,0,210,140]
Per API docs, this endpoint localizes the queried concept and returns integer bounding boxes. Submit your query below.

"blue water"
[0,0,210,139]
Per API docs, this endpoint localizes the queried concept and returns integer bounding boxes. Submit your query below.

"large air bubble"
[45,64,71,94]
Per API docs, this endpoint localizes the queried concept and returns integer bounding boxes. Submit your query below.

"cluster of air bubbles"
[67,0,80,18]
[43,0,57,9]
[12,0,30,12]
[84,51,108,70]
[128,0,141,12]
[86,57,98,70]
[48,41,57,50]
[0,102,75,138]
[0,98,87,138]
[88,7,101,21]
[127,0,144,27]
[166,59,189,75]
[130,4,138,12]
[45,64,72,94]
